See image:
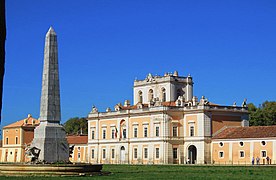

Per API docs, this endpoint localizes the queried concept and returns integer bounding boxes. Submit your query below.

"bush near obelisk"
[64,117,88,135]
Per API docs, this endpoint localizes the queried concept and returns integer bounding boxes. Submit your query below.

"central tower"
[133,71,193,105]
[31,27,69,163]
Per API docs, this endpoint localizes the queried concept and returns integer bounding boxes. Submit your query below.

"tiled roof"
[162,101,176,106]
[120,105,139,110]
[213,126,276,139]
[119,103,149,110]
[4,114,40,128]
[67,135,88,144]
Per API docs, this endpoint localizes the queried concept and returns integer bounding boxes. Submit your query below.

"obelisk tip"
[46,26,56,35]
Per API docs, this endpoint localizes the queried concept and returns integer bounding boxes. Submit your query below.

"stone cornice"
[87,105,248,121]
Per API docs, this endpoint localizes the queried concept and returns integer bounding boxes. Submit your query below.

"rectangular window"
[144,148,148,159]
[111,129,115,139]
[156,126,159,137]
[190,126,195,137]
[156,148,160,159]
[173,127,177,137]
[240,151,245,158]
[15,137,18,144]
[144,127,148,137]
[123,129,127,139]
[111,149,115,159]
[91,130,95,139]
[78,152,81,159]
[102,149,106,159]
[173,148,177,159]
[134,148,138,159]
[102,129,106,139]
[261,151,267,158]
[6,137,8,145]
[219,151,224,158]
[134,127,138,138]
[91,149,95,159]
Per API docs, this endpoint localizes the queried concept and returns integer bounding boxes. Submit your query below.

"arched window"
[138,91,143,103]
[161,88,166,102]
[148,89,154,101]
[120,119,126,139]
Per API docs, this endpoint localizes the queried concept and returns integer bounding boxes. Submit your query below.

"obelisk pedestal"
[31,27,69,163]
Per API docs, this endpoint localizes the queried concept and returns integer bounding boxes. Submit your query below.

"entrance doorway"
[120,146,125,163]
[188,145,197,164]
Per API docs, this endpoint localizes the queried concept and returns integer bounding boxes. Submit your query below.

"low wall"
[0,163,103,176]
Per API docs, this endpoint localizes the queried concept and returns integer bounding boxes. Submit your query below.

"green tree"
[249,101,276,126]
[63,117,88,135]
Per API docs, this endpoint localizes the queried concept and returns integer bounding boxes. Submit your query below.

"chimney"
[192,96,198,106]
[124,100,130,107]
[106,107,111,112]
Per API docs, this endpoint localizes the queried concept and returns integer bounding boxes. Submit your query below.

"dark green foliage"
[63,117,88,135]
[248,101,276,126]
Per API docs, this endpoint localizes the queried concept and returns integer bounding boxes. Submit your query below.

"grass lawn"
[0,164,275,179]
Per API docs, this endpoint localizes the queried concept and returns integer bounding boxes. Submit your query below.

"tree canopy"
[248,101,276,126]
[63,117,88,135]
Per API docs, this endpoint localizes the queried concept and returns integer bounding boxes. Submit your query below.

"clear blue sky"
[2,0,276,127]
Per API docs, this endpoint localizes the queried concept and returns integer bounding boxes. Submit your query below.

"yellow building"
[0,114,39,162]
[87,71,249,164]
[67,135,88,163]
[212,126,276,165]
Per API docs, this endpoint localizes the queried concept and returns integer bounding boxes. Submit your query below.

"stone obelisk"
[31,27,69,163]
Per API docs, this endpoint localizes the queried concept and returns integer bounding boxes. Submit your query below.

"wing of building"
[0,114,39,162]
[67,135,88,163]
[212,126,276,165]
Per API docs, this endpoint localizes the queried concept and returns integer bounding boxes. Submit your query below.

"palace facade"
[87,71,250,164]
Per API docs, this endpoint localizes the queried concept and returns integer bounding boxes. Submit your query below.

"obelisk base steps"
[31,122,69,163]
